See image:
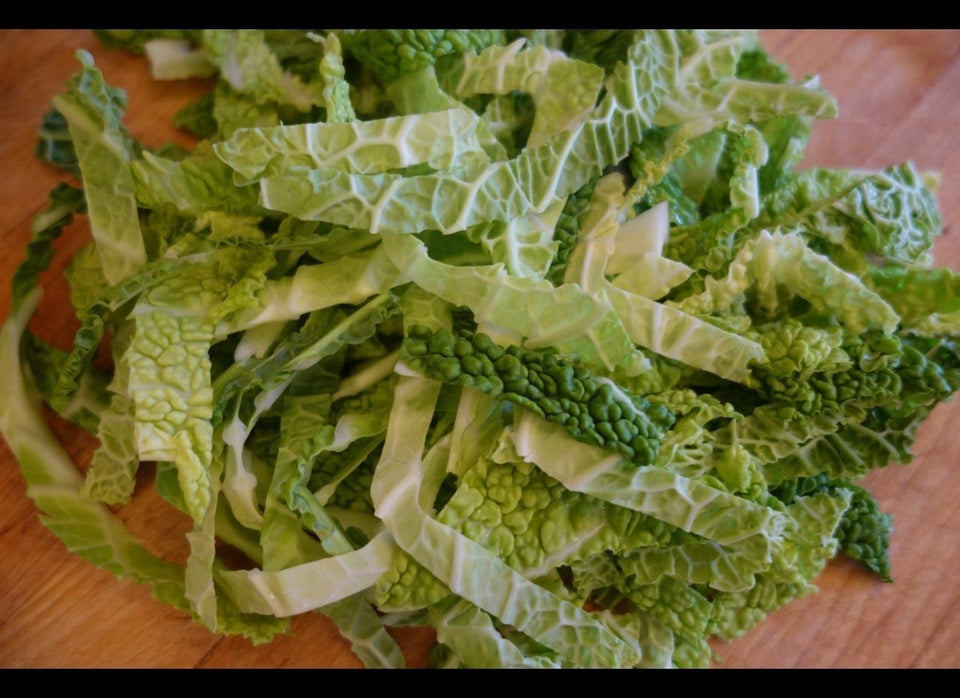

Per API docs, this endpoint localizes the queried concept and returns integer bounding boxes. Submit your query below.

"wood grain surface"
[1,29,958,669]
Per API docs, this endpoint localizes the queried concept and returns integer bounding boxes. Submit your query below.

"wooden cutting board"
[1,29,958,669]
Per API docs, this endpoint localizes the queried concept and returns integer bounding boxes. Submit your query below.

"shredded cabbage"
[4,29,959,668]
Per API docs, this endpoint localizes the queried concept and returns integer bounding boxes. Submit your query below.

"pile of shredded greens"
[4,29,960,668]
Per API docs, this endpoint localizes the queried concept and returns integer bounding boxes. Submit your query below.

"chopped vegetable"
[3,28,959,668]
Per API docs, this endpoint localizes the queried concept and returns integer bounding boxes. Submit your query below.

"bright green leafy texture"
[53,50,147,284]
[339,30,508,85]
[1,29,957,668]
[773,475,893,582]
[400,324,675,465]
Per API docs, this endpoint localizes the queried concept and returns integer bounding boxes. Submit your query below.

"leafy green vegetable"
[401,323,675,464]
[2,28,957,668]
[772,474,893,582]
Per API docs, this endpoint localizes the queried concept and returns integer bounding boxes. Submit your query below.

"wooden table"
[1,29,958,669]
